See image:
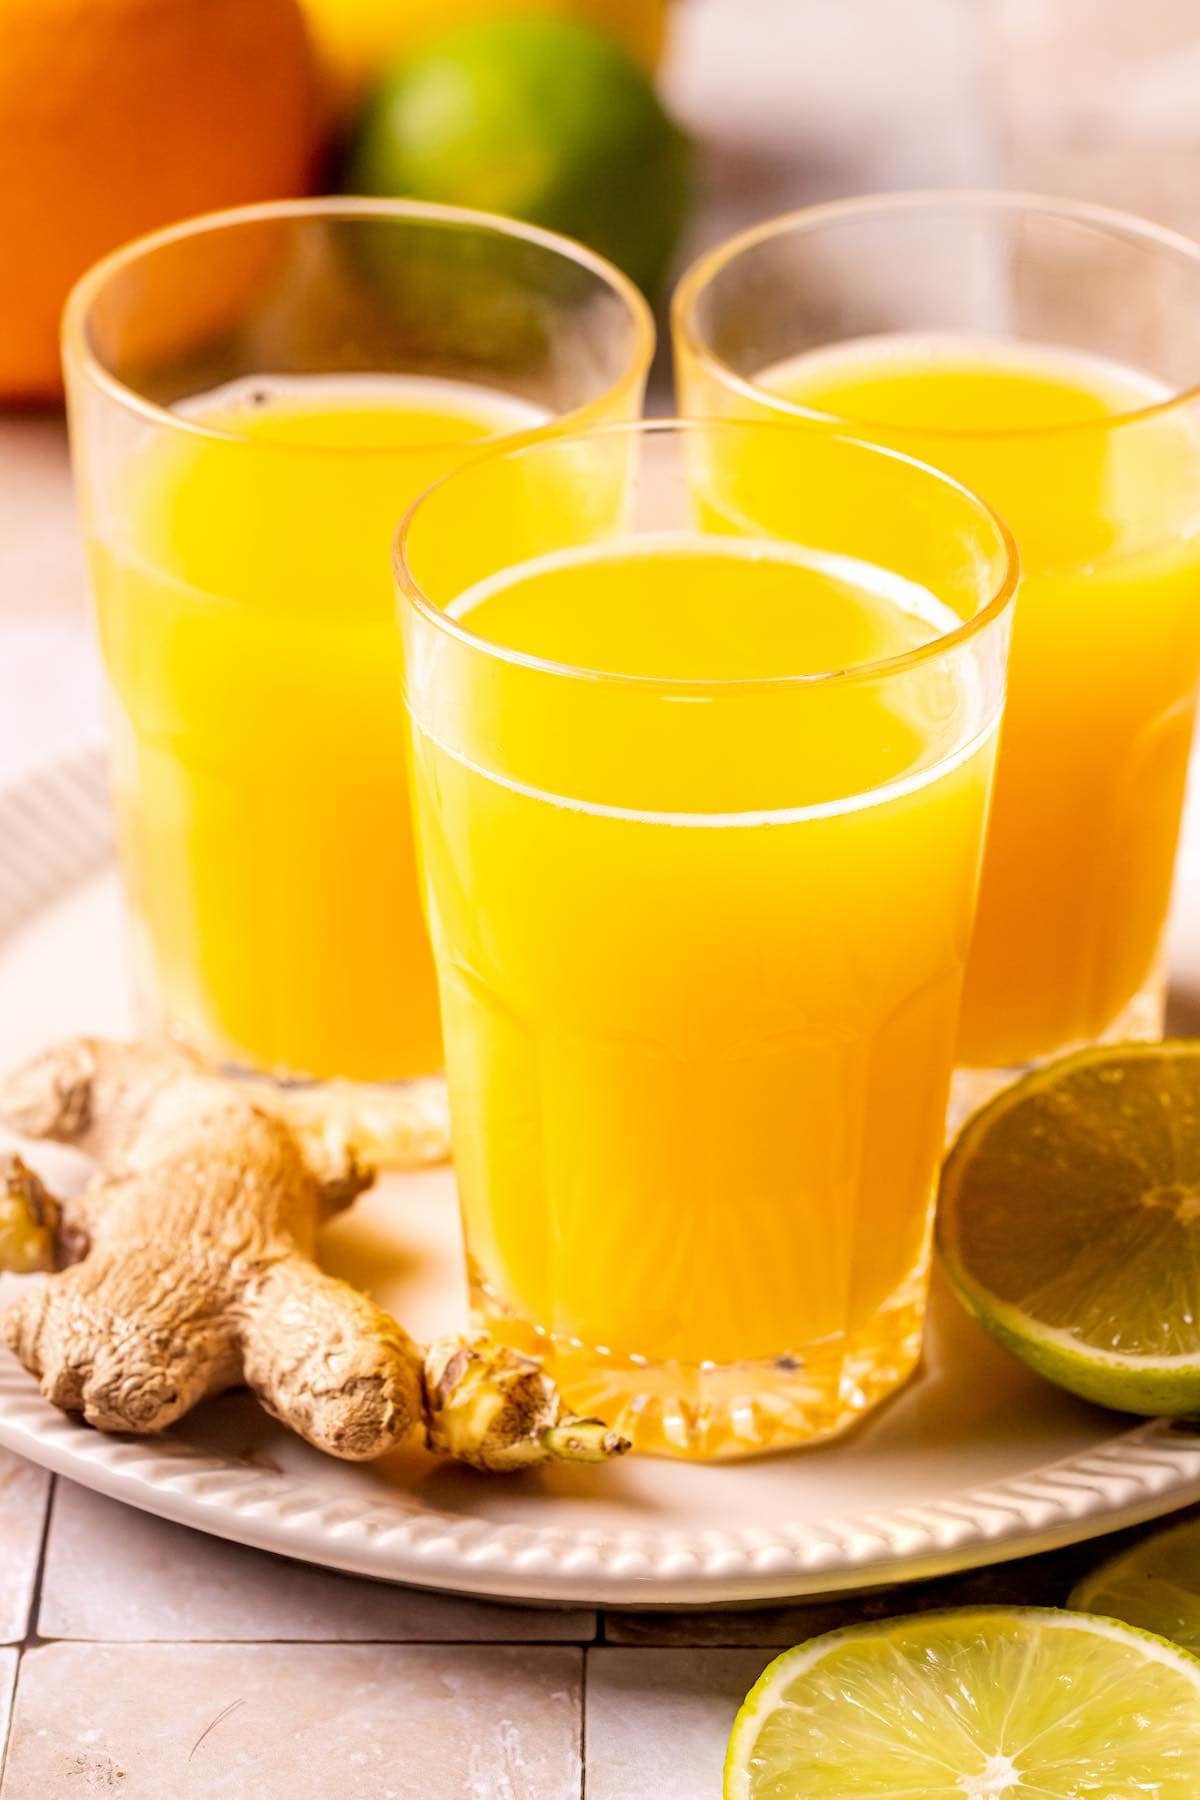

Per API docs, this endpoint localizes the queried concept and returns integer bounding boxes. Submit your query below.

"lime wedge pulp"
[725,1606,1200,1797]
[937,1041,1200,1414]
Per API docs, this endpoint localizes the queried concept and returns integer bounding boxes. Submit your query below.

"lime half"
[937,1041,1200,1414]
[725,1606,1200,1797]
[1072,1513,1200,1650]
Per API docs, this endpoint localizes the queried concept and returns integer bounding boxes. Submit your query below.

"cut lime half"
[1072,1512,1200,1650]
[725,1606,1200,1797]
[937,1041,1200,1414]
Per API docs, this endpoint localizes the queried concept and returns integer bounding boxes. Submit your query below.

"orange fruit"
[0,0,319,401]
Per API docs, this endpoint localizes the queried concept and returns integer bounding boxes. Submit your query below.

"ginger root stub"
[0,1037,627,1470]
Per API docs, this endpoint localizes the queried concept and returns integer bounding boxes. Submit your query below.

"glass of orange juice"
[62,199,652,1148]
[674,193,1200,1110]
[396,418,1017,1457]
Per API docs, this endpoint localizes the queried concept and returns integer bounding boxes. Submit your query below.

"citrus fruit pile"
[0,0,686,400]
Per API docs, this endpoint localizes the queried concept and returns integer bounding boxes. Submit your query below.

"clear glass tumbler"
[674,192,1200,1112]
[63,199,653,1152]
[396,418,1016,1458]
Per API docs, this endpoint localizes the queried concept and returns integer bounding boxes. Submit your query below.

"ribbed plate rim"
[0,748,1197,1607]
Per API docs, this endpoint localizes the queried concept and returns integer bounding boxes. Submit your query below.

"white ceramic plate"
[1,750,1200,1609]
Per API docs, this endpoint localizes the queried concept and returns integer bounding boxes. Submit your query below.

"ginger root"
[0,1038,627,1471]
[0,1156,61,1274]
[425,1337,626,1473]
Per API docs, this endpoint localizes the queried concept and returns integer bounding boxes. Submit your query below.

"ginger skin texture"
[0,1039,627,1471]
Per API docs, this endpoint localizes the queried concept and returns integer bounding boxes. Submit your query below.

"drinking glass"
[63,199,652,1151]
[674,193,1200,1110]
[396,418,1016,1457]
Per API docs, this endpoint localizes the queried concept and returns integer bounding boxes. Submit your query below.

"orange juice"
[88,375,545,1082]
[405,532,1002,1454]
[723,338,1200,1069]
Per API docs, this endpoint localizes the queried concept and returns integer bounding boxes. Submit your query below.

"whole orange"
[0,0,318,401]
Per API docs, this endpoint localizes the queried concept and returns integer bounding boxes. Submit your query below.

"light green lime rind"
[724,1604,1200,1799]
[940,1258,1200,1414]
[1071,1513,1200,1650]
[937,1041,1200,1416]
[344,15,692,296]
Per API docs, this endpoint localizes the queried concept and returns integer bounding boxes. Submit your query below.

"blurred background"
[1,0,1198,776]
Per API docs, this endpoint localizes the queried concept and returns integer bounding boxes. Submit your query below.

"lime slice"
[725,1606,1200,1797]
[1072,1514,1200,1649]
[937,1041,1200,1414]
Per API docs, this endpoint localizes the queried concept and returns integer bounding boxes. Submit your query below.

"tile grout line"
[19,1474,55,1651]
[20,1633,600,1648]
[579,1643,590,1800]
[0,1470,55,1794]
[0,1653,15,1799]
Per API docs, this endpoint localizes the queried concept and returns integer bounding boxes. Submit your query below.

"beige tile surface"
[0,1453,50,1645]
[39,1481,595,1644]
[2,1642,582,1799]
[585,1648,772,1800]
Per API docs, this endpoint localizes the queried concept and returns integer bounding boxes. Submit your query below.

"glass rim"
[672,187,1200,441]
[394,414,1020,694]
[61,195,657,457]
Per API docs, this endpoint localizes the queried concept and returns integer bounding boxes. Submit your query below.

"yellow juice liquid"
[88,375,545,1082]
[745,338,1200,1069]
[410,534,998,1455]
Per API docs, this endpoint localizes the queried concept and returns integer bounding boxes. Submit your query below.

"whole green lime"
[343,15,691,295]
